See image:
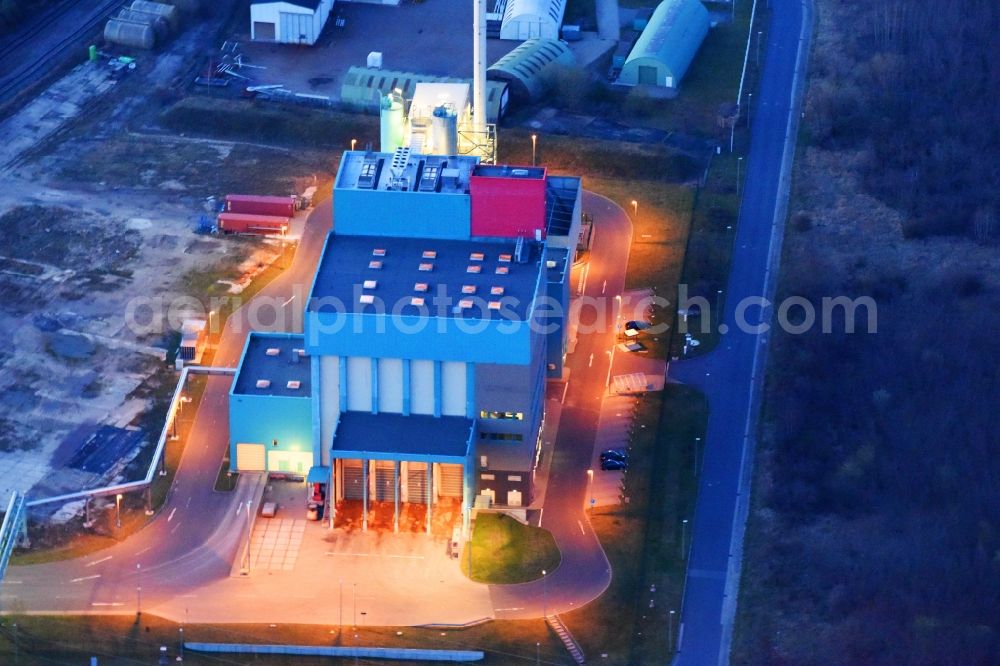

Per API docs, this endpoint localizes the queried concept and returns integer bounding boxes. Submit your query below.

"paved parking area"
[249,518,305,571]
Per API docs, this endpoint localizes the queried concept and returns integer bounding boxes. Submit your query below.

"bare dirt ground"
[0,24,334,509]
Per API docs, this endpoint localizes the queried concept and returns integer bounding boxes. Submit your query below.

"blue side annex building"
[228,147,582,535]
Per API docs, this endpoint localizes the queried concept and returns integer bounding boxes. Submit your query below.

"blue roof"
[331,412,474,460]
[233,333,312,397]
[308,233,542,321]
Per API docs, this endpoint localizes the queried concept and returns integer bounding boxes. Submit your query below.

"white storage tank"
[379,92,405,153]
[130,0,180,31]
[104,18,157,50]
[431,104,459,156]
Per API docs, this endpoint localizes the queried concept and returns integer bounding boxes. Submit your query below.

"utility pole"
[136,563,142,616]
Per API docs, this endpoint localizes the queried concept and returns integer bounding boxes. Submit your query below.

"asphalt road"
[490,191,632,619]
[4,199,333,612]
[669,0,813,664]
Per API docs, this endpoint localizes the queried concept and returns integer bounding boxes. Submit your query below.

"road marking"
[578,520,586,536]
[86,556,112,567]
[601,279,607,294]
[495,607,524,612]
[167,508,177,522]
[588,353,594,367]
[90,602,125,607]
[170,522,181,534]
[3,580,21,585]
[186,496,192,508]
[70,575,101,583]
[282,295,296,307]
[134,546,151,556]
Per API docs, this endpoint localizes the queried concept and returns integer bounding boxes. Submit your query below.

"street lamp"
[350,138,357,151]
[116,493,123,528]
[669,609,676,652]
[716,289,724,331]
[630,200,638,218]
[208,309,218,336]
[736,156,744,197]
[747,92,753,128]
[681,518,689,558]
[531,134,537,166]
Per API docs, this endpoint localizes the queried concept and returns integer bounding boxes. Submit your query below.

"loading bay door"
[253,22,275,41]
[235,443,266,471]
[342,460,364,500]
[407,462,428,504]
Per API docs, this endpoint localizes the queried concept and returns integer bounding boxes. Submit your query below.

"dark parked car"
[600,447,628,462]
[601,457,628,471]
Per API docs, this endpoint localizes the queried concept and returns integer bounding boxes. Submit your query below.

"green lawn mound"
[461,513,561,584]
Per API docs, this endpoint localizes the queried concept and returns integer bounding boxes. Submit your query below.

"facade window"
[508,475,521,482]
[479,410,524,421]
[481,473,495,480]
[479,432,524,442]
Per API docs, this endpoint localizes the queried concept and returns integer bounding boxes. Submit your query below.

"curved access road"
[669,0,813,663]
[3,199,333,613]
[490,191,630,619]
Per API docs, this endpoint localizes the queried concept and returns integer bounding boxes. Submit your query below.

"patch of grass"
[562,384,707,663]
[461,513,560,584]
[0,614,569,665]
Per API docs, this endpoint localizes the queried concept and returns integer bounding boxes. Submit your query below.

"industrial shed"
[250,0,334,45]
[487,38,575,102]
[340,66,509,123]
[619,0,709,88]
[499,0,566,41]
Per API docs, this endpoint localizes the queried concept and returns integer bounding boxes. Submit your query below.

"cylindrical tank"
[164,0,200,14]
[104,19,156,50]
[379,92,405,153]
[118,9,171,41]
[130,0,180,31]
[431,104,459,156]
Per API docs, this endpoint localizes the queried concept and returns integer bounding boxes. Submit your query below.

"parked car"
[601,457,628,471]
[600,447,628,462]
[625,320,651,331]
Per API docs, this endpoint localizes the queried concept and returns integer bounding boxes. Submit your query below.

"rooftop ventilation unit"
[286,380,301,390]
[265,347,280,356]
[470,252,485,262]
[466,265,482,274]
[419,262,434,272]
[488,301,502,310]
[496,266,509,275]
[390,147,411,170]
[363,279,378,289]
[414,282,429,292]
[498,253,512,263]
[422,250,437,259]
[256,379,271,389]
[462,285,477,294]
[491,286,504,295]
[359,294,376,305]
[411,297,426,306]
[373,248,387,257]
[458,299,474,309]
[357,158,380,189]
[441,167,461,190]
[419,160,442,192]
[369,260,383,269]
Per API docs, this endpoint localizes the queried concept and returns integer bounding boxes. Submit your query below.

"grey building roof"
[331,412,474,459]
[251,0,321,9]
[233,333,312,398]
[308,234,543,321]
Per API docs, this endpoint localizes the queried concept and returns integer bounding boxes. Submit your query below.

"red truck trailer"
[225,194,296,217]
[217,212,290,235]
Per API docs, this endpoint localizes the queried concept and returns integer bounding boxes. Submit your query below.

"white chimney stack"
[473,0,487,132]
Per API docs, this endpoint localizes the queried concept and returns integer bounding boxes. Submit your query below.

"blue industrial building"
[230,147,582,535]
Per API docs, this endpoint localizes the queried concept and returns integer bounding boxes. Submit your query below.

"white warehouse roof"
[500,0,567,41]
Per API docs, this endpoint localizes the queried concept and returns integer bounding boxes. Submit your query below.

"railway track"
[0,0,122,108]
